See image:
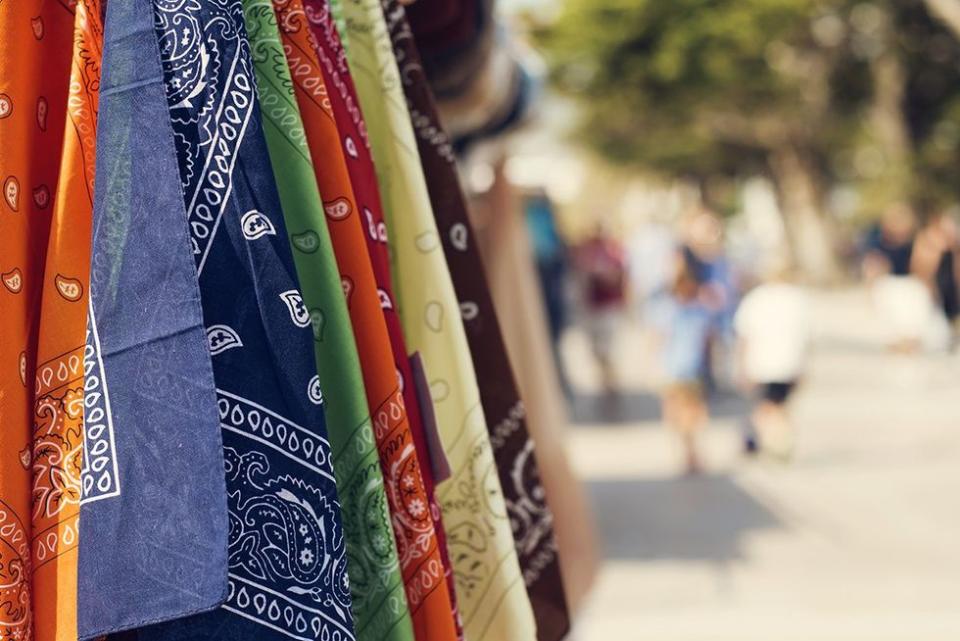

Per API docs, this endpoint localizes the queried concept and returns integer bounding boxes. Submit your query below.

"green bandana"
[241,4,415,641]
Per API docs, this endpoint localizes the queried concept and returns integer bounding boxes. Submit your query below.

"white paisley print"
[152,0,356,638]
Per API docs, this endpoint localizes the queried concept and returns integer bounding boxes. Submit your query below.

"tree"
[533,0,960,280]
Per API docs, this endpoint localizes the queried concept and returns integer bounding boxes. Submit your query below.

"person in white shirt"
[734,267,811,458]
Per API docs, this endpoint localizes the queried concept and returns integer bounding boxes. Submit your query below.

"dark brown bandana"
[379,2,571,639]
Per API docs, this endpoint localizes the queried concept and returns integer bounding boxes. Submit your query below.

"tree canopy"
[533,0,960,218]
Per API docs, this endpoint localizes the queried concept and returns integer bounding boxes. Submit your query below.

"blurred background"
[409,0,960,638]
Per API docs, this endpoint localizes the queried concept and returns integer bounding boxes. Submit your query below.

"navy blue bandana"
[135,0,357,639]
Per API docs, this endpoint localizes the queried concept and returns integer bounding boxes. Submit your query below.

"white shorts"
[873,275,933,342]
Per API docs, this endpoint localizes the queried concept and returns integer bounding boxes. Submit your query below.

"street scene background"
[564,287,960,640]
[467,1,960,638]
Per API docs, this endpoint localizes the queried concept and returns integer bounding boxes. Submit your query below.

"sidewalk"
[564,287,960,641]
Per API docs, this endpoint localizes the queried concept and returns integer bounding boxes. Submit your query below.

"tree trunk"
[768,146,841,283]
[869,4,913,205]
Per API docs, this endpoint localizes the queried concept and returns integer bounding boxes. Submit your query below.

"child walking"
[734,266,811,459]
[657,263,714,474]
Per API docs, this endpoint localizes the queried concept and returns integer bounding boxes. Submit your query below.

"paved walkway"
[563,288,960,640]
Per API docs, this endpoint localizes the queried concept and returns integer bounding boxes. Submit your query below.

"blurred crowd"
[524,191,960,474]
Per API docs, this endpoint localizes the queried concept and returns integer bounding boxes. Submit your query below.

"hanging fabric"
[271,3,461,640]
[126,0,356,639]
[295,2,465,635]
[325,0,350,52]
[0,2,73,640]
[2,0,575,637]
[335,0,538,639]
[76,0,231,636]
[30,2,103,639]
[306,3,470,634]
[379,3,571,639]
[240,4,415,641]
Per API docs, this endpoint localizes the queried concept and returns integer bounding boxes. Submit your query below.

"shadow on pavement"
[588,474,783,562]
[570,390,750,425]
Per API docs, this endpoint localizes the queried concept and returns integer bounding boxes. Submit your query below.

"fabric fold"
[77,0,230,635]
[379,3,570,639]
[335,0,538,638]
[131,0,357,639]
[31,2,104,640]
[240,4,415,641]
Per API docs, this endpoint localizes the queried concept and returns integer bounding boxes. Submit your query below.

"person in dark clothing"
[863,205,938,352]
[863,205,915,278]
[935,250,959,323]
[912,212,960,346]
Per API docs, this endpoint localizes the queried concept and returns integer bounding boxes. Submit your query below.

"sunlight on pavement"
[565,288,960,641]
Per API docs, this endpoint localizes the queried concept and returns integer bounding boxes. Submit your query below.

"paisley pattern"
[33,357,85,521]
[333,0,537,638]
[78,0,230,634]
[0,502,31,638]
[238,5,413,639]
[208,324,245,355]
[222,435,351,628]
[0,1,75,640]
[295,4,465,638]
[146,0,356,638]
[379,3,570,639]
[241,210,278,239]
[154,0,256,273]
[80,315,120,506]
[266,3,459,640]
[1,268,24,294]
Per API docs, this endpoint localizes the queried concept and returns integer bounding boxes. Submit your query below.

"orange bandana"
[31,2,103,640]
[0,2,81,641]
[274,2,459,640]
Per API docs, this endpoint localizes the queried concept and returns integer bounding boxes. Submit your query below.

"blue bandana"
[142,0,356,638]
[79,0,230,636]
[86,1,357,639]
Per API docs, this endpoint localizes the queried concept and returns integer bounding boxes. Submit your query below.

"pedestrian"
[863,204,934,352]
[734,261,811,459]
[525,188,572,390]
[679,208,739,393]
[657,261,713,474]
[911,211,958,350]
[577,225,628,394]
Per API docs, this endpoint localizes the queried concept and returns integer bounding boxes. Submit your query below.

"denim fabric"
[78,0,230,637]
[132,0,357,639]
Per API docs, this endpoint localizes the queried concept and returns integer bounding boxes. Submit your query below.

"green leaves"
[535,0,960,210]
